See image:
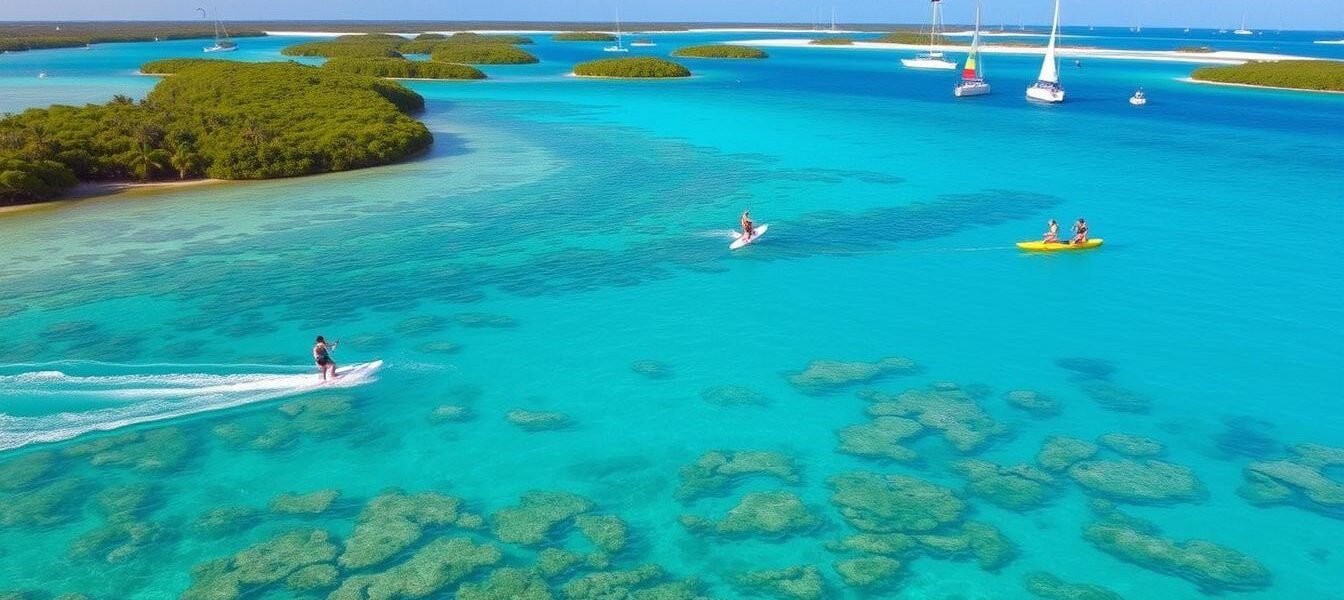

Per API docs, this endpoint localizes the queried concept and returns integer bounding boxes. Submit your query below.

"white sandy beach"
[729,38,1324,65]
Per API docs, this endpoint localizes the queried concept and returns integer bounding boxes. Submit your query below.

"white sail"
[1037,0,1061,83]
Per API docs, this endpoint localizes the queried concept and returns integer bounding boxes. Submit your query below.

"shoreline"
[730,38,1324,65]
[0,179,226,215]
[1177,77,1344,95]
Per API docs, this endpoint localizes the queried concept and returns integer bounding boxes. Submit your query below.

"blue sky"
[3,0,1341,31]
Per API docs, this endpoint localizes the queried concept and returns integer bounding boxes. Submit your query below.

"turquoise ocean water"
[1,28,1343,599]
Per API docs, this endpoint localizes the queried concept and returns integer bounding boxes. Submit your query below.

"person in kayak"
[313,336,338,381]
[1072,218,1089,244]
[1043,219,1060,243]
[740,210,755,240]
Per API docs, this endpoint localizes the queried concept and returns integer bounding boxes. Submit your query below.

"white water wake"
[0,361,382,451]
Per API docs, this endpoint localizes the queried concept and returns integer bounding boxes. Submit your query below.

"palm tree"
[169,144,205,180]
[129,142,171,181]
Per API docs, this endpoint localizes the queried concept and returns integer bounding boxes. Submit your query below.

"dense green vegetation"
[0,61,432,204]
[573,57,691,78]
[430,44,539,65]
[399,33,534,54]
[671,45,768,59]
[809,37,855,46]
[443,32,534,45]
[139,58,233,74]
[553,32,617,42]
[1191,60,1344,92]
[281,39,404,58]
[0,24,265,52]
[873,31,966,46]
[322,57,486,79]
[414,33,447,40]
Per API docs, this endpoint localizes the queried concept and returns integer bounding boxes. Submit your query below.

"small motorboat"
[1129,88,1147,106]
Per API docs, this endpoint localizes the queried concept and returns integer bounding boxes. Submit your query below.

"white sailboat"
[954,1,990,97]
[1026,0,1065,103]
[901,0,957,70]
[830,7,838,33]
[1234,10,1253,35]
[604,3,629,52]
[199,7,237,53]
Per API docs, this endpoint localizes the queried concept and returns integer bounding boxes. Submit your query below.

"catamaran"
[1026,0,1065,103]
[954,1,990,97]
[604,3,629,52]
[199,7,237,53]
[901,0,957,70]
[1234,10,1253,35]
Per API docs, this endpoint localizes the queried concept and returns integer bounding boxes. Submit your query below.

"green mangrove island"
[874,31,966,46]
[573,57,691,79]
[1191,60,1344,92]
[671,45,769,59]
[280,33,539,65]
[0,61,432,204]
[399,32,535,55]
[323,57,486,79]
[430,44,539,65]
[553,32,618,42]
[0,23,266,52]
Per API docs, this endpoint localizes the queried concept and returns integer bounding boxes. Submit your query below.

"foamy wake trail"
[0,362,381,451]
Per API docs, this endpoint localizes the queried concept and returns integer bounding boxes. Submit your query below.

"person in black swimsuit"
[313,336,338,381]
[1072,218,1089,244]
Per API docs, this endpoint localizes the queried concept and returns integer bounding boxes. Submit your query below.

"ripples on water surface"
[0,28,1342,599]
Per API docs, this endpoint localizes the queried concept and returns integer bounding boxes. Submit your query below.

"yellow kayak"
[1016,238,1104,251]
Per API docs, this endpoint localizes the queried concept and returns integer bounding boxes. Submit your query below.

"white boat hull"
[1026,83,1065,103]
[603,47,629,53]
[1129,97,1147,106]
[954,81,991,97]
[901,57,957,70]
[203,45,237,53]
[1234,29,1253,35]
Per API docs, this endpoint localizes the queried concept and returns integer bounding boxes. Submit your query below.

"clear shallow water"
[1,28,1342,600]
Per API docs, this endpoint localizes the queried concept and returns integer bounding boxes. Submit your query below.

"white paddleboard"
[333,360,383,382]
[730,223,768,250]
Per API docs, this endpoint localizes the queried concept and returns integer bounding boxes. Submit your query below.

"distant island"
[281,33,539,64]
[0,61,432,205]
[671,45,769,59]
[573,57,691,78]
[874,31,967,46]
[322,57,487,79]
[809,38,855,46]
[1190,60,1344,92]
[400,32,534,54]
[140,56,486,80]
[0,23,266,52]
[431,44,539,65]
[553,32,618,42]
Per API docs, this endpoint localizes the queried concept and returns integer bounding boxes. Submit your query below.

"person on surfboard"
[313,336,339,381]
[740,210,755,240]
[1072,218,1089,244]
[1043,220,1060,243]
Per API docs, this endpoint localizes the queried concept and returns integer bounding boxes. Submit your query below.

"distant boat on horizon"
[630,38,655,47]
[1026,0,1065,103]
[954,0,990,98]
[199,7,238,53]
[603,2,629,52]
[902,0,957,71]
[1234,10,1253,35]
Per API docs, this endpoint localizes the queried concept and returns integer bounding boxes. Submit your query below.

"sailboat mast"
[928,0,940,53]
[969,1,981,78]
